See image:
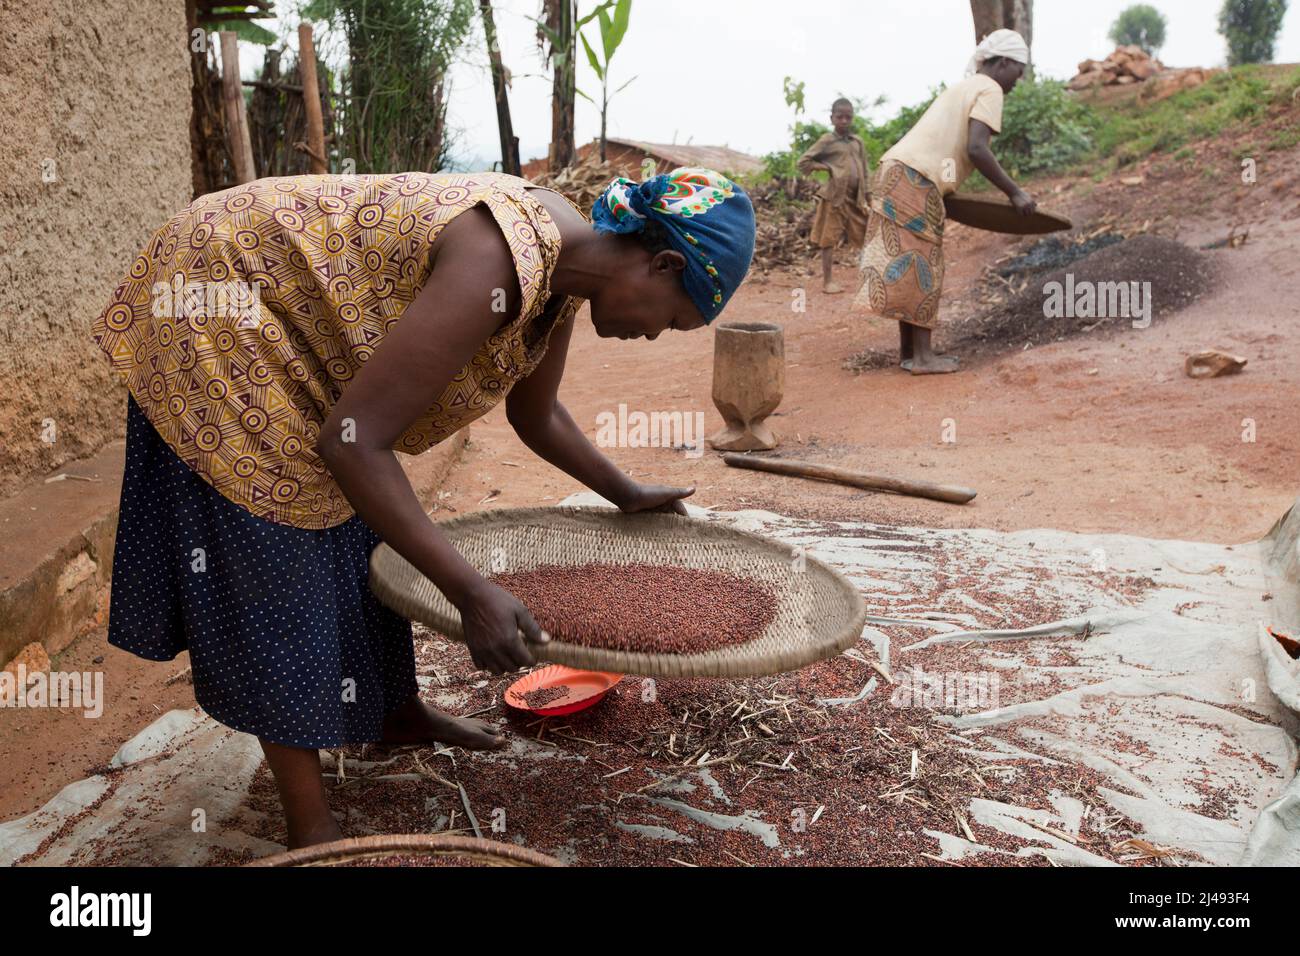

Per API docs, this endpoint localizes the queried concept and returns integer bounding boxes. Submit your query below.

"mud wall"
[0,0,192,496]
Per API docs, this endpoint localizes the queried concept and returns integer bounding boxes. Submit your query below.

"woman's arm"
[316,205,545,674]
[967,119,1036,216]
[505,315,694,515]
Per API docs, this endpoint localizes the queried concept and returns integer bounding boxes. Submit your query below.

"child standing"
[797,97,871,294]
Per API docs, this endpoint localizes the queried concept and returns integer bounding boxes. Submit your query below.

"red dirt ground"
[2,121,1297,829]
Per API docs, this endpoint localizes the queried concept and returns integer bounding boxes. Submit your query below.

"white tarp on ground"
[3,495,1297,866]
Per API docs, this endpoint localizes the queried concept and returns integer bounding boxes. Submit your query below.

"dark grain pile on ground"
[993,232,1127,279]
[491,563,778,655]
[947,234,1216,353]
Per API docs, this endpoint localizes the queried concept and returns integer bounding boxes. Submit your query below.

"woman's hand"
[1010,189,1038,217]
[454,579,548,674]
[614,482,696,516]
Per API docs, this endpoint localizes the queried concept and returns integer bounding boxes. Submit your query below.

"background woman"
[93,167,755,848]
[855,29,1037,374]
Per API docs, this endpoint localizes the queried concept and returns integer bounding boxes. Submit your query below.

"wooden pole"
[219,31,257,183]
[480,0,520,176]
[721,454,978,505]
[184,0,205,197]
[297,23,328,174]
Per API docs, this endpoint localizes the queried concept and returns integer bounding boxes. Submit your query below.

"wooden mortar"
[708,321,784,452]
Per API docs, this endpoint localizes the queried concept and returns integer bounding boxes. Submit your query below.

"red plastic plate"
[504,665,623,717]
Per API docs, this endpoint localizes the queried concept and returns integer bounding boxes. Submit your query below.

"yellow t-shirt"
[881,74,1004,195]
[93,172,582,530]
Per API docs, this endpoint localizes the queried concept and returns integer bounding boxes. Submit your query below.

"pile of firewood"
[527,154,619,211]
[747,177,820,274]
[1069,46,1164,90]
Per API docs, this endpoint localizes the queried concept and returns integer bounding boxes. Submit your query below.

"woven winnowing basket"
[369,507,868,679]
[246,834,563,867]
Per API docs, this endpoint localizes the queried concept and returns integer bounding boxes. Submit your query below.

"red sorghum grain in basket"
[490,563,778,654]
[521,685,571,709]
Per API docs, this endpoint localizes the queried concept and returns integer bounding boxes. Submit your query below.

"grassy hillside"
[1087,64,1300,173]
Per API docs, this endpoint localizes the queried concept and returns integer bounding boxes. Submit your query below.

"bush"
[1219,0,1289,66]
[1109,4,1169,55]
[996,78,1099,178]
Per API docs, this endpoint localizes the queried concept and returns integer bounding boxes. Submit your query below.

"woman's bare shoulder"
[427,204,521,311]
[526,186,592,231]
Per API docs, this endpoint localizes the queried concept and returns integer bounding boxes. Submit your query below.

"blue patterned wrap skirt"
[107,395,418,748]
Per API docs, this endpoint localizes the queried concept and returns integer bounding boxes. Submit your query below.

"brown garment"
[810,199,869,250]
[797,132,871,209]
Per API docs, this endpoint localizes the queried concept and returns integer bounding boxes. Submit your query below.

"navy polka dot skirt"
[108,394,418,748]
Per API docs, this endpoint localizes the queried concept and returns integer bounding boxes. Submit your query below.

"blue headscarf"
[591,167,755,323]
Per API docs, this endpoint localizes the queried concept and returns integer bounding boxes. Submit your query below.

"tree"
[578,0,634,162]
[537,2,615,172]
[539,0,577,171]
[970,0,1034,57]
[1109,5,1168,55]
[304,0,475,173]
[479,0,521,175]
[1218,0,1289,65]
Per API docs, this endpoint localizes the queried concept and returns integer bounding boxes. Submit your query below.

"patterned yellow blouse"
[93,172,582,530]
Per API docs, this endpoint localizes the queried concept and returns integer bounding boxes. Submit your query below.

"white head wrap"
[966,28,1030,77]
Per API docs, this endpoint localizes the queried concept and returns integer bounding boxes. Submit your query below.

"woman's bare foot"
[380,695,506,750]
[908,354,960,375]
[823,281,845,294]
[259,739,345,849]
[898,323,915,366]
[906,326,957,374]
[288,816,344,850]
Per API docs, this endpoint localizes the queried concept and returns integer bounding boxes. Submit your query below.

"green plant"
[302,0,475,173]
[536,1,615,170]
[1109,4,1169,55]
[202,4,278,44]
[1219,0,1289,66]
[577,0,634,161]
[995,77,1099,177]
[782,76,807,116]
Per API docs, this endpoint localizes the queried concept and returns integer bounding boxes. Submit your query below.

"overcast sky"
[270,0,1300,169]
